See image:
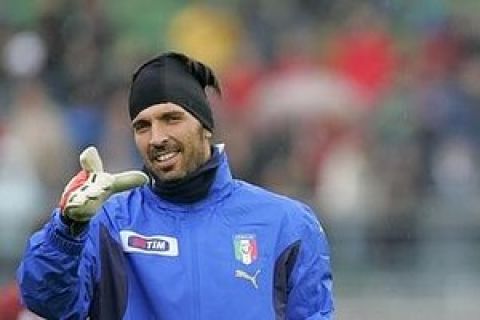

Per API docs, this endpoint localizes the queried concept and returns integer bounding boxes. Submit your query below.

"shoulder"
[233,181,329,256]
[233,180,323,230]
[233,180,295,204]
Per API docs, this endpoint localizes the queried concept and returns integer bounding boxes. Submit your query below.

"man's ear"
[204,130,213,139]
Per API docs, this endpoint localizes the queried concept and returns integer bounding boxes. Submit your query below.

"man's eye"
[133,122,150,132]
[166,115,182,123]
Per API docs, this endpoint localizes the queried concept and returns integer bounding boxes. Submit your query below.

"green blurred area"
[105,0,186,52]
[4,0,185,50]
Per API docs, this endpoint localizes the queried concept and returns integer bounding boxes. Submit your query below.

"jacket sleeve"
[16,210,98,319]
[286,206,334,320]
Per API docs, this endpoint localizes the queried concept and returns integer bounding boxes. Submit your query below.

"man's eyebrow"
[162,110,185,116]
[132,118,149,127]
[157,110,187,120]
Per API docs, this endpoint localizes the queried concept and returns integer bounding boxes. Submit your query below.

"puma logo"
[235,269,261,289]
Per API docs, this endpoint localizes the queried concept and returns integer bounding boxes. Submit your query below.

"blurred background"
[0,0,479,319]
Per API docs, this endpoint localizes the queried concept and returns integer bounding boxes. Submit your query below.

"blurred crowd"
[1,0,480,317]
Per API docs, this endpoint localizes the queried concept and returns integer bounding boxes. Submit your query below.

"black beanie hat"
[128,52,220,132]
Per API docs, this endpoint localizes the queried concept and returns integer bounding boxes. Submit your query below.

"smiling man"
[17,52,334,319]
[133,103,212,184]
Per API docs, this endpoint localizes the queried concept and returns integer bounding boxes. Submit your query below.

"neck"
[148,146,221,203]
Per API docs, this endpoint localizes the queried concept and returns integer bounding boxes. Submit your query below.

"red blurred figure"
[0,281,43,320]
[0,282,22,320]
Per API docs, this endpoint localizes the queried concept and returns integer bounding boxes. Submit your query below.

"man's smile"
[153,151,180,168]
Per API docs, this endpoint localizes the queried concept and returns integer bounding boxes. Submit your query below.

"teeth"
[156,152,177,162]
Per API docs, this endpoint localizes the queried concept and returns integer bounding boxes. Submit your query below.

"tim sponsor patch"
[120,230,179,256]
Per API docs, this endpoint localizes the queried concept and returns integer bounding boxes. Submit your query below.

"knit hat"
[128,52,220,131]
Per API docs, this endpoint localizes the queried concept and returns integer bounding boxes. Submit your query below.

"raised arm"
[16,146,148,319]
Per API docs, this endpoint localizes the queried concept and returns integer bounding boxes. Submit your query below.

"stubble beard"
[147,131,209,183]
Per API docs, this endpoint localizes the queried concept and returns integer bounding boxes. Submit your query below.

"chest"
[117,207,280,319]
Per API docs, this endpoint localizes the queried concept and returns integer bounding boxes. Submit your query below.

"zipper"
[190,204,218,319]
[191,219,200,320]
[184,204,218,319]
[184,210,201,320]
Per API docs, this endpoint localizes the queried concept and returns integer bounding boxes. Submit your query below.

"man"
[17,52,334,319]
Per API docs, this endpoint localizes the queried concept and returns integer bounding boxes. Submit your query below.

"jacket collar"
[143,144,235,212]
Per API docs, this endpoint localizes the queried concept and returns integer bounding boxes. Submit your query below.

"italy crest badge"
[234,234,258,265]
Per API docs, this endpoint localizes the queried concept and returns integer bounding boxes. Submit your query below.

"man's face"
[132,103,211,182]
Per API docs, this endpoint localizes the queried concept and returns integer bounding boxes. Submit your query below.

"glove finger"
[90,172,115,191]
[111,171,149,193]
[79,146,104,173]
[64,192,106,221]
[88,184,112,199]
[65,205,96,222]
[68,191,89,206]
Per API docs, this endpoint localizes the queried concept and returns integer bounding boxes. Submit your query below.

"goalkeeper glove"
[59,146,149,222]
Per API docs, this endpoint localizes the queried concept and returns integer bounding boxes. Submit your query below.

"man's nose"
[149,123,169,145]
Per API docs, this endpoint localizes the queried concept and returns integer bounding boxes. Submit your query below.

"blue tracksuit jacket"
[17,150,334,319]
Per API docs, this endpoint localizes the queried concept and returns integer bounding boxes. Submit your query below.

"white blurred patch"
[3,31,47,78]
[432,137,479,198]
[17,308,44,320]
